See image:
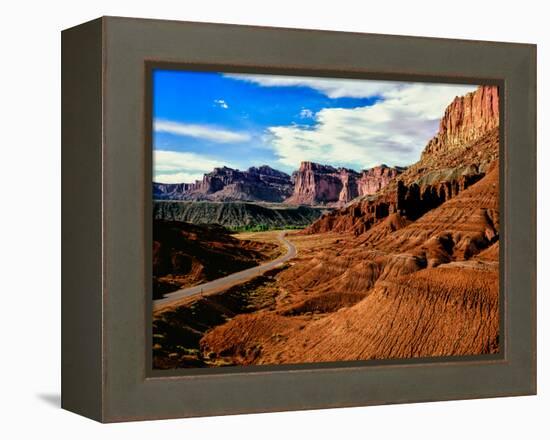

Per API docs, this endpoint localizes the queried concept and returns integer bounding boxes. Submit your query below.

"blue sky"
[153,69,478,183]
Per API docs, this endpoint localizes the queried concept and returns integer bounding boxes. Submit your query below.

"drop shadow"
[37,393,61,408]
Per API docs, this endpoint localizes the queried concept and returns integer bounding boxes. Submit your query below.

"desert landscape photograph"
[151,70,500,369]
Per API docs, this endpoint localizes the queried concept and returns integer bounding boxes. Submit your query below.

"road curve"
[153,231,297,312]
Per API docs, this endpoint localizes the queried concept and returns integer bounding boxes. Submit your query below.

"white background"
[0,0,547,437]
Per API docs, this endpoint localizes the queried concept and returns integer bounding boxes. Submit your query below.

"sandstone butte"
[197,85,501,366]
[153,165,295,203]
[285,162,404,206]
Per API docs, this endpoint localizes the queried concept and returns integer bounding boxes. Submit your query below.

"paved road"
[153,231,297,311]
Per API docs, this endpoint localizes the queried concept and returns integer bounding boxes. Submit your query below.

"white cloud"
[154,119,249,143]
[214,99,229,109]
[267,83,478,170]
[154,77,480,180]
[225,73,399,99]
[382,84,476,119]
[154,171,205,184]
[153,150,234,184]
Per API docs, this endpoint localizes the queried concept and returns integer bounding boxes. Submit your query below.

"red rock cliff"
[286,162,402,206]
[306,85,500,234]
[423,85,499,156]
[286,162,344,205]
[153,165,294,202]
[357,165,404,197]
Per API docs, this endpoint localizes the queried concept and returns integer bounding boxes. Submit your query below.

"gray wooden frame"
[62,16,536,423]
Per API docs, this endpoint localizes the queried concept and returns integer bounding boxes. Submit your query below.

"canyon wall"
[285,162,404,206]
[155,162,403,206]
[358,165,403,196]
[423,85,499,156]
[306,85,500,235]
[154,165,294,203]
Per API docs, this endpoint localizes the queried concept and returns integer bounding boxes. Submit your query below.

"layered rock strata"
[154,165,293,203]
[306,85,500,235]
[286,162,403,206]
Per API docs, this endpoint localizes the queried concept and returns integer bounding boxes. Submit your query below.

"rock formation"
[423,85,499,156]
[154,161,403,206]
[306,85,500,234]
[357,165,404,196]
[285,162,403,206]
[285,162,345,205]
[153,165,293,203]
[153,182,194,199]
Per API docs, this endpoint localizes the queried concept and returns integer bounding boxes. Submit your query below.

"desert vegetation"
[154,200,326,231]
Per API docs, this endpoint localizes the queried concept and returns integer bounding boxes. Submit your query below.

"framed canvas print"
[62,16,536,422]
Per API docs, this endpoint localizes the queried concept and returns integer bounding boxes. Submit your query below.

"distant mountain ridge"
[154,162,404,206]
[154,165,293,203]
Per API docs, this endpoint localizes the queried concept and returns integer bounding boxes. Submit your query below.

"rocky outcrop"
[338,168,359,204]
[153,165,293,203]
[153,182,194,199]
[423,85,499,156]
[308,163,489,235]
[155,161,402,206]
[286,162,403,206]
[286,162,345,205]
[357,165,405,196]
[306,85,500,235]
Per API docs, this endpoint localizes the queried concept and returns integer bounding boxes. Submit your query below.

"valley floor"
[153,230,295,312]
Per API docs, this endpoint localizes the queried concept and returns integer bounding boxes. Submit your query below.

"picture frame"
[61,16,536,422]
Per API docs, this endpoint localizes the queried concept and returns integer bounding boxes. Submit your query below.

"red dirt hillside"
[153,220,278,298]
